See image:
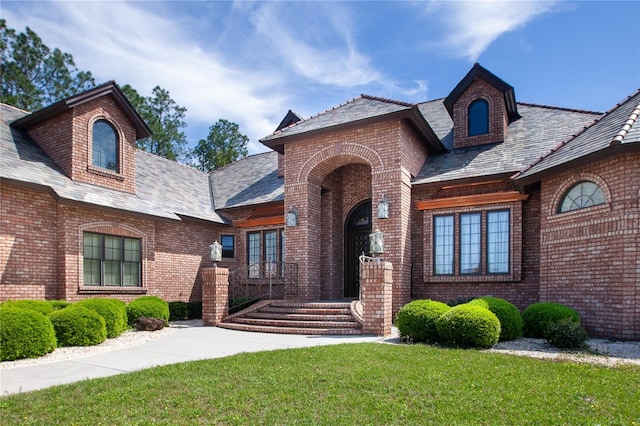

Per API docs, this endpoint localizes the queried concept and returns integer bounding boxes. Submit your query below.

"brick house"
[1,64,638,339]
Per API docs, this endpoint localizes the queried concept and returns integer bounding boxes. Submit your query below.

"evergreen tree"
[190,119,249,172]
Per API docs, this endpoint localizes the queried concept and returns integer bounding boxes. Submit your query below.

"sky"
[3,1,639,155]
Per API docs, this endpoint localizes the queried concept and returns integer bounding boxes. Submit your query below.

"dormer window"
[92,120,118,171]
[468,99,489,136]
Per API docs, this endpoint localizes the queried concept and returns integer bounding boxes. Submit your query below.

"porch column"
[360,260,393,335]
[201,266,229,326]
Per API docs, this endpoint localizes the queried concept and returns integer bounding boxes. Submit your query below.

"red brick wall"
[410,182,541,310]
[451,78,508,149]
[26,96,137,193]
[1,182,226,305]
[539,152,639,339]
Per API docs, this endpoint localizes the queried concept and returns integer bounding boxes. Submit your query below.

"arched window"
[468,99,489,136]
[92,120,118,171]
[558,181,606,213]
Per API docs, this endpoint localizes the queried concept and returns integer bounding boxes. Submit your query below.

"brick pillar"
[360,260,393,335]
[201,266,229,326]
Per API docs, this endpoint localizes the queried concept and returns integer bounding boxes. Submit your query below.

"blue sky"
[3,1,639,155]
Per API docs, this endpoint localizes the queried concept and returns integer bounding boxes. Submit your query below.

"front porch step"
[219,300,363,335]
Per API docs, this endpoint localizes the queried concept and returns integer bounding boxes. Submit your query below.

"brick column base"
[360,260,393,335]
[201,266,229,326]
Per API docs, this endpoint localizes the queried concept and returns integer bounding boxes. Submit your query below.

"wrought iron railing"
[228,262,298,312]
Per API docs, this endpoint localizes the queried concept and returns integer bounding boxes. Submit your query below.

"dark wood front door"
[345,200,372,298]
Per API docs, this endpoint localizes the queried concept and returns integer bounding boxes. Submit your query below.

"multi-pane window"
[434,215,454,275]
[220,235,235,258]
[83,232,141,286]
[460,213,481,274]
[247,230,284,278]
[433,210,510,276]
[92,120,118,171]
[558,181,606,213]
[468,99,489,136]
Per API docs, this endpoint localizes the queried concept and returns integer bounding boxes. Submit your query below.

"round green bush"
[126,296,169,326]
[521,302,580,338]
[395,299,451,343]
[76,298,128,338]
[436,304,501,349]
[0,307,56,361]
[1,299,54,315]
[468,297,523,341]
[49,300,72,310]
[48,306,107,347]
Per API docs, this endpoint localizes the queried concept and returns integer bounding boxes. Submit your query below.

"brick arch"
[550,172,612,216]
[297,142,384,184]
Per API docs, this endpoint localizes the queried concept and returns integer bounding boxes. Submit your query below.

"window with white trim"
[83,232,141,286]
[558,181,606,213]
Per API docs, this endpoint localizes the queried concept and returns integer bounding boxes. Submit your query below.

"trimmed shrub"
[49,300,72,310]
[126,296,169,326]
[187,301,202,319]
[468,297,523,341]
[447,296,476,307]
[395,299,451,343]
[436,304,501,349]
[48,306,107,347]
[76,298,128,338]
[169,302,189,321]
[522,302,580,338]
[1,299,54,316]
[544,318,588,349]
[0,307,56,361]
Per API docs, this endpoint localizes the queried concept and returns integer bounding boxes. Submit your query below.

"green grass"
[1,343,639,425]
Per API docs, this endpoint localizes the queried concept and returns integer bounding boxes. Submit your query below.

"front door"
[344,200,372,298]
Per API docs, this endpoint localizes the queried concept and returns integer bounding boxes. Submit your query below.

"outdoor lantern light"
[286,205,298,227]
[209,240,222,264]
[377,194,389,219]
[369,228,384,257]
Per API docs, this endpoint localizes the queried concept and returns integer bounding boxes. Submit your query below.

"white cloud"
[425,0,560,61]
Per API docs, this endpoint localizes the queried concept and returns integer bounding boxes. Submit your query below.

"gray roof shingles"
[209,151,283,209]
[1,104,225,223]
[516,90,640,180]
[414,101,601,185]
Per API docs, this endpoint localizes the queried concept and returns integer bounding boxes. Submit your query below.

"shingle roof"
[413,100,601,185]
[1,104,225,223]
[516,90,640,182]
[209,151,283,209]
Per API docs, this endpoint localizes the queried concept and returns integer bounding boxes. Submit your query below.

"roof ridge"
[1,103,30,115]
[361,94,415,108]
[516,101,602,115]
[610,97,640,145]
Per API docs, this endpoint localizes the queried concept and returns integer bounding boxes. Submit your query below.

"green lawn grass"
[1,343,638,425]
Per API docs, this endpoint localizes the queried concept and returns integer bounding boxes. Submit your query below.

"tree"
[122,84,188,162]
[190,119,249,172]
[1,19,95,111]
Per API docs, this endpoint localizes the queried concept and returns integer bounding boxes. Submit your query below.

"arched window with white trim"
[558,181,606,213]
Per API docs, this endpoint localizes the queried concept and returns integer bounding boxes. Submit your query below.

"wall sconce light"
[209,240,222,264]
[286,205,298,227]
[369,228,384,257]
[377,194,389,219]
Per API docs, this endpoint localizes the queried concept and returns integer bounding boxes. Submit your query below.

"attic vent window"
[558,181,606,213]
[92,120,118,171]
[468,99,489,136]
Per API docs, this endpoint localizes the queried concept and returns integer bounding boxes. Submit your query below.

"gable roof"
[1,103,224,223]
[413,100,601,185]
[12,81,152,140]
[515,90,640,184]
[443,63,520,123]
[260,95,446,154]
[209,151,283,210]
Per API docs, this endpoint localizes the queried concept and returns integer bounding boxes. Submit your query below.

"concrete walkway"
[1,325,393,396]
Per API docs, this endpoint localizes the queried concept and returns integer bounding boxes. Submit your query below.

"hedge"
[436,304,501,349]
[48,306,107,347]
[126,296,169,326]
[76,298,128,338]
[0,307,57,361]
[468,297,523,341]
[521,302,580,338]
[1,299,54,316]
[395,299,451,343]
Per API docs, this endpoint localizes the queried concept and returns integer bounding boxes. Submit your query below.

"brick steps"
[218,300,362,335]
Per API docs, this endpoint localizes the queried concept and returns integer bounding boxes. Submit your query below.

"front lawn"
[1,343,638,425]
